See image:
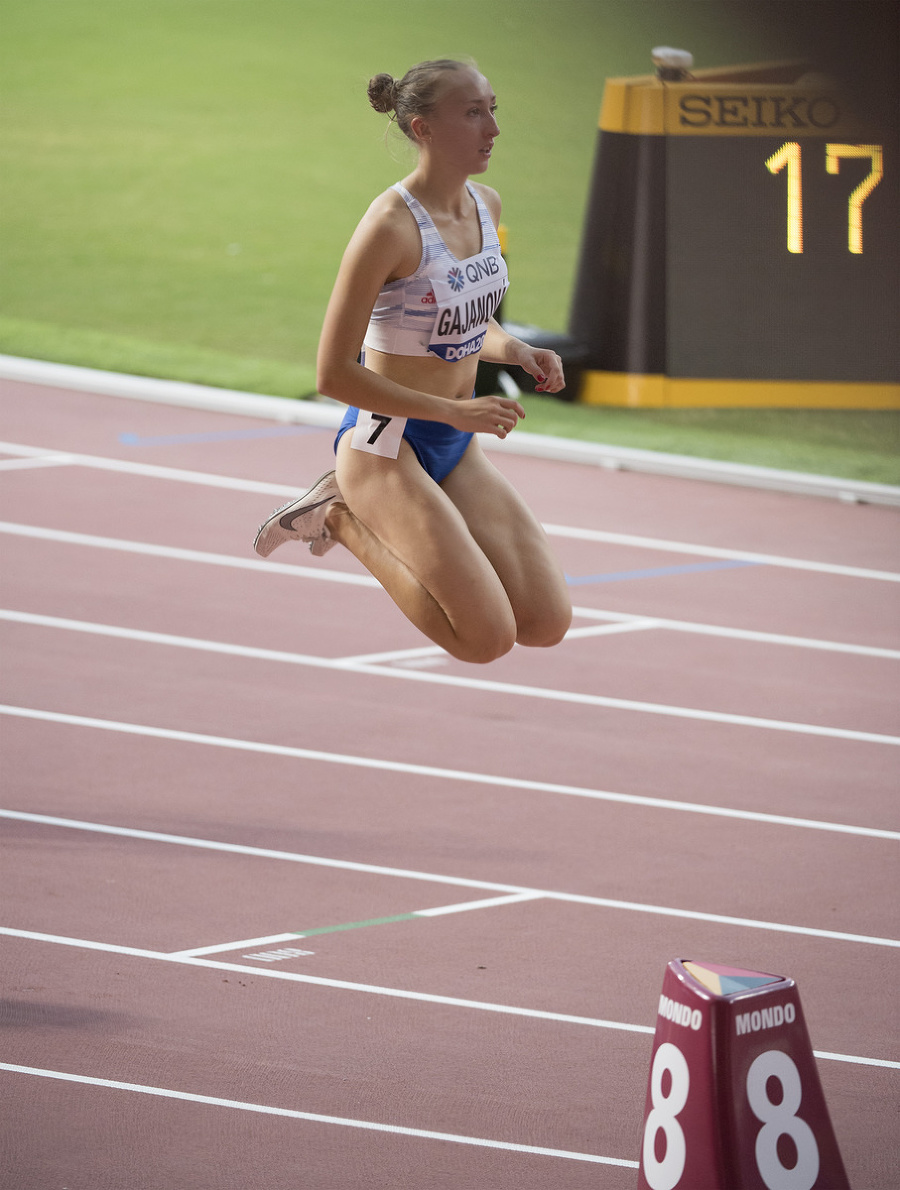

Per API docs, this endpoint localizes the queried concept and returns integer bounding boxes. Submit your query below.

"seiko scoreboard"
[568,56,900,407]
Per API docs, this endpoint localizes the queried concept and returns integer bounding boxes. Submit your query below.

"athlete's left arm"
[471,183,565,393]
[481,320,565,394]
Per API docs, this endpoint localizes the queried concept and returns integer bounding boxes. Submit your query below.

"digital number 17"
[765,141,883,254]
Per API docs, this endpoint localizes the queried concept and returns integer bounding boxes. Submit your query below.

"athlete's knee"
[449,631,516,664]
[515,600,572,649]
[447,617,517,664]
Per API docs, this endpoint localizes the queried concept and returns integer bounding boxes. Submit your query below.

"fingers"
[535,375,563,394]
[533,352,565,394]
[500,396,526,420]
[494,396,524,435]
[517,346,565,393]
[451,395,525,437]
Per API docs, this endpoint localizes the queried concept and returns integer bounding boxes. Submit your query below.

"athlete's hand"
[516,345,566,394]
[444,394,525,439]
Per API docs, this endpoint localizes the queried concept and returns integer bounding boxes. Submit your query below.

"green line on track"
[294,914,419,937]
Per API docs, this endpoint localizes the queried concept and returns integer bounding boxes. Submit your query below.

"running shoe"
[253,470,342,558]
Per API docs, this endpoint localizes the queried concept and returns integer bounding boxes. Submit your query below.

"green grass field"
[2,0,897,482]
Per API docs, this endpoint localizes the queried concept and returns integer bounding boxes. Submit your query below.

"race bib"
[350,410,407,459]
[427,251,509,363]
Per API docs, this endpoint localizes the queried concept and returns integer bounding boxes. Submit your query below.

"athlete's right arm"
[316,195,448,420]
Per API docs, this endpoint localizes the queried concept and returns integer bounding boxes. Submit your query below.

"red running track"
[1,377,898,1188]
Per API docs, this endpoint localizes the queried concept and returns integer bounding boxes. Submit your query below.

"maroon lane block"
[636,959,849,1190]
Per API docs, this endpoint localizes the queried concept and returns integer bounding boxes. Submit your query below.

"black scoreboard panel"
[666,135,899,382]
[569,61,900,406]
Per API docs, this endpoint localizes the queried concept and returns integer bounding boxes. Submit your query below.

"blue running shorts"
[334,406,474,485]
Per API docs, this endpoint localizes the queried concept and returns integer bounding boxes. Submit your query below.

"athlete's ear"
[410,115,431,144]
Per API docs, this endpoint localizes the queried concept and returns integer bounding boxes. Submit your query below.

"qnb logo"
[447,267,465,292]
[464,256,501,283]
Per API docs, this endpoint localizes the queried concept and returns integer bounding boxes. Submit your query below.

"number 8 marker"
[642,1042,689,1190]
[747,1050,820,1190]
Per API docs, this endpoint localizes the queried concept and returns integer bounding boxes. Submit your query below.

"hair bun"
[367,73,397,114]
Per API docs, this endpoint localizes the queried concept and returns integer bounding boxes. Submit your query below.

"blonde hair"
[368,58,477,140]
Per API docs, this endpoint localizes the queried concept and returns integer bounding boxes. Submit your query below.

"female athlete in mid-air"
[254,58,571,664]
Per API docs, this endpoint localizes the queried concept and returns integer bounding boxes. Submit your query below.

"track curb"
[2,354,898,506]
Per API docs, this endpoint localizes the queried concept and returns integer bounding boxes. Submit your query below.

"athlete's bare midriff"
[363,346,479,403]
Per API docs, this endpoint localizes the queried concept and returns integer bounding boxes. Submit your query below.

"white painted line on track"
[0,1062,639,1167]
[568,607,900,659]
[562,619,662,640]
[0,926,657,1035]
[3,613,898,745]
[2,931,896,1068]
[3,520,898,657]
[1,439,898,580]
[3,365,899,504]
[169,932,303,958]
[414,892,545,917]
[0,454,76,472]
[336,643,449,666]
[811,1051,900,1069]
[543,524,900,583]
[0,439,298,496]
[0,521,379,586]
[3,713,898,842]
[3,810,898,946]
[171,897,541,956]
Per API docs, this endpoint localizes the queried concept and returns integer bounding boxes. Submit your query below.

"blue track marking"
[119,425,321,447]
[565,559,761,586]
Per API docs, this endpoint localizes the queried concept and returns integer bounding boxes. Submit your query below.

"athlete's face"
[421,70,499,173]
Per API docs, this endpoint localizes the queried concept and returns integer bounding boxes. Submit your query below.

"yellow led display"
[825,144,884,253]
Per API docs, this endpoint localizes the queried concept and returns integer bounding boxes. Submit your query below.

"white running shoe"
[254,470,342,558]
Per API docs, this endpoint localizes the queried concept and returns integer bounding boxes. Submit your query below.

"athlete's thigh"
[440,439,572,632]
[335,432,509,603]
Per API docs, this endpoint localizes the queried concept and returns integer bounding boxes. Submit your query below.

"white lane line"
[562,619,662,640]
[0,454,76,472]
[0,440,297,495]
[0,440,896,581]
[0,522,379,586]
[543,524,900,583]
[4,715,899,843]
[3,810,898,947]
[3,521,898,658]
[0,1063,638,1167]
[336,644,449,666]
[170,932,303,958]
[0,926,656,1034]
[2,932,897,1068]
[3,613,897,746]
[414,892,545,917]
[4,367,899,503]
[811,1051,900,1069]
[341,623,659,656]
[389,654,449,670]
[569,608,900,660]
[172,896,543,958]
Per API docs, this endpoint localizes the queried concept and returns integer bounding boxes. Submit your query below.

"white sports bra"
[363,182,509,361]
